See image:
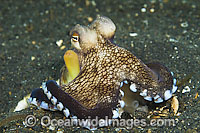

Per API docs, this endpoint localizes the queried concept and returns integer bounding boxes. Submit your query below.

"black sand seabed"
[0,0,199,132]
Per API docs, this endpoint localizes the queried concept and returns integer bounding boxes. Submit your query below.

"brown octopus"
[29,16,177,129]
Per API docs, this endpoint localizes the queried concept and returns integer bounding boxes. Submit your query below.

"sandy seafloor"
[0,0,199,132]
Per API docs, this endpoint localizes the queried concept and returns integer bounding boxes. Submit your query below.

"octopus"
[29,16,177,129]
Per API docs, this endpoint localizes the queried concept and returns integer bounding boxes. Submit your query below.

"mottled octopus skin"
[64,41,157,106]
[29,16,176,120]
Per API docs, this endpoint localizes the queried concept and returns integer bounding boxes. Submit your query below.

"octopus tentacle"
[29,88,58,111]
[44,80,119,119]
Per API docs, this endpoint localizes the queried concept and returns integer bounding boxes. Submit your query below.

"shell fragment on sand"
[182,86,190,93]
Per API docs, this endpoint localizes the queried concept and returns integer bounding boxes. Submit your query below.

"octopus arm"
[107,42,177,103]
[29,88,58,111]
[122,59,177,103]
[45,80,119,119]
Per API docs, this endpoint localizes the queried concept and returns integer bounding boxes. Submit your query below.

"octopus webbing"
[29,16,177,128]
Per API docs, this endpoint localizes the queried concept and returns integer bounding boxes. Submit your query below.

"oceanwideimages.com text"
[24,115,176,129]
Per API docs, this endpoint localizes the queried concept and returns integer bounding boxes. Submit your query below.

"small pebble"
[135,13,139,16]
[16,35,19,39]
[2,43,5,46]
[147,129,151,133]
[174,46,178,50]
[129,32,138,37]
[180,22,189,28]
[31,56,35,61]
[56,40,63,47]
[143,4,147,8]
[150,8,155,13]
[141,8,146,12]
[176,112,181,116]
[192,4,196,8]
[131,41,134,47]
[57,128,64,133]
[60,45,66,50]
[32,41,36,45]
[78,8,83,12]
[91,1,96,6]
[87,17,93,22]
[195,92,198,99]
[85,0,90,6]
[169,38,178,43]
[182,86,190,93]
[49,125,55,131]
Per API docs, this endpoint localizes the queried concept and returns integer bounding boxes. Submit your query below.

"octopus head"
[90,16,116,39]
[70,24,97,53]
[69,16,116,53]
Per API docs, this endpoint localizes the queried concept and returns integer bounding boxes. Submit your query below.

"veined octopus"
[29,16,177,130]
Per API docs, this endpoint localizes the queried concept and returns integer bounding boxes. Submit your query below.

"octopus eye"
[72,36,79,42]
[70,32,81,50]
[71,32,79,42]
